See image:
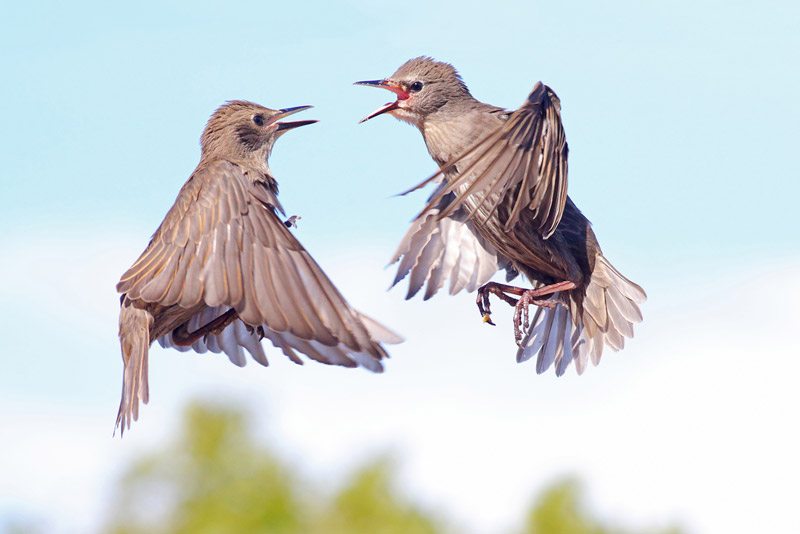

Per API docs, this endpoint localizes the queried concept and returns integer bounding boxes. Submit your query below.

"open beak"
[354,79,409,123]
[272,105,318,132]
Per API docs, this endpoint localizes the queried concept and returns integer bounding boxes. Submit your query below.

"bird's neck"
[421,101,493,167]
[201,145,273,176]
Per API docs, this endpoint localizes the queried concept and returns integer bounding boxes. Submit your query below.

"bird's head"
[355,56,471,127]
[200,100,316,165]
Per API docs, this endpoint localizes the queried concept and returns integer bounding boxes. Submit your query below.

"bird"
[115,100,402,435]
[356,56,645,376]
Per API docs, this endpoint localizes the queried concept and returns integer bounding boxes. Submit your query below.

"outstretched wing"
[117,160,400,367]
[390,187,517,300]
[404,82,568,239]
[156,306,400,373]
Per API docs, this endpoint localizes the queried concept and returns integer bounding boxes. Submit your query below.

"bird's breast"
[423,115,488,166]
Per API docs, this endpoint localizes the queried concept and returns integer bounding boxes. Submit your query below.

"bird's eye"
[409,81,424,92]
[252,114,265,126]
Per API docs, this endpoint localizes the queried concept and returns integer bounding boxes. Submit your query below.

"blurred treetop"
[102,403,683,534]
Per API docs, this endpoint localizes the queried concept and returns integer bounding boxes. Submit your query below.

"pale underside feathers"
[390,186,517,300]
[157,305,397,372]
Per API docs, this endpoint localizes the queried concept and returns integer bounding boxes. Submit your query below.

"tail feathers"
[517,303,578,376]
[116,303,154,436]
[516,255,646,376]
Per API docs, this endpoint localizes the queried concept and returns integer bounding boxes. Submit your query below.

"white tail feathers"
[516,255,646,376]
[116,303,154,436]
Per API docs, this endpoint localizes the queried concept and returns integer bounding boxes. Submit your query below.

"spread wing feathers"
[116,303,154,436]
[390,192,507,300]
[157,306,271,367]
[516,255,646,376]
[403,82,569,239]
[117,160,399,367]
[158,306,399,372]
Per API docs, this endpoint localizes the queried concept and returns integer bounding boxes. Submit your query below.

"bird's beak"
[272,105,318,132]
[354,79,409,123]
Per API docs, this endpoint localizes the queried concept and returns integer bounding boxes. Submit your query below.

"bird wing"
[390,186,516,300]
[156,306,399,372]
[403,82,568,239]
[117,160,401,368]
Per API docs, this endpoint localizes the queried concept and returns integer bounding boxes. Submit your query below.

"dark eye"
[409,81,424,92]
[252,114,265,126]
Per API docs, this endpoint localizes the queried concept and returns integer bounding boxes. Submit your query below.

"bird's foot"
[476,281,577,344]
[283,215,301,228]
[476,282,524,326]
[244,323,266,339]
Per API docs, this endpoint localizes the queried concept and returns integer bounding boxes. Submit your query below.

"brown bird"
[115,101,401,435]
[356,57,645,376]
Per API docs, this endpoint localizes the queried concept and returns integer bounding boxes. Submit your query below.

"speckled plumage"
[115,101,401,435]
[360,57,645,376]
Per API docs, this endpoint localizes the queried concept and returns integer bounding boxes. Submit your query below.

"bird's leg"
[476,282,524,325]
[512,281,576,345]
[283,215,301,228]
[172,308,239,347]
[477,281,576,342]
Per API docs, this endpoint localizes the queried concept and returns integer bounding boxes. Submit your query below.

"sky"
[1,1,799,533]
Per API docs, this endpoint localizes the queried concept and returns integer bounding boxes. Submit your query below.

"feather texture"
[516,255,646,375]
[118,160,399,364]
[390,182,511,300]
[403,82,568,239]
[116,302,153,436]
[389,207,506,300]
[116,101,401,436]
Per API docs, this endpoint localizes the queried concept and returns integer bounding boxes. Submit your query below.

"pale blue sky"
[3,1,798,260]
[1,1,799,532]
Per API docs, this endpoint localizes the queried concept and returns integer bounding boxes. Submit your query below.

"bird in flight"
[115,101,401,435]
[356,57,644,376]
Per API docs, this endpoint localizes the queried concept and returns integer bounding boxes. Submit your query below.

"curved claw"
[283,215,301,228]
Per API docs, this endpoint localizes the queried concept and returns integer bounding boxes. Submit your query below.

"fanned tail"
[517,255,646,375]
[115,301,154,436]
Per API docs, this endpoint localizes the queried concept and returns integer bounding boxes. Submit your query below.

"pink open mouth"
[354,79,409,123]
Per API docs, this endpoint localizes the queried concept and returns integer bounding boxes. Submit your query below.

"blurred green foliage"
[311,458,440,534]
[104,403,440,534]
[103,403,682,534]
[521,478,682,534]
